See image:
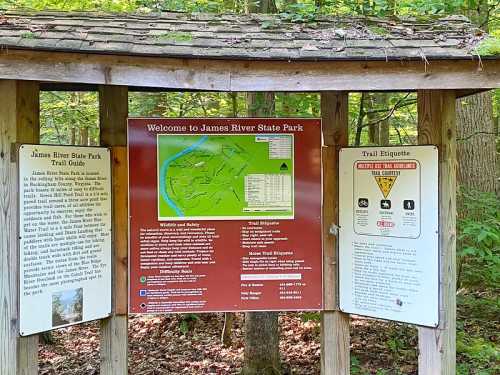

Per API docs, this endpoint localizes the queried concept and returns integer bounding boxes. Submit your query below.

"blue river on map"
[159,135,209,217]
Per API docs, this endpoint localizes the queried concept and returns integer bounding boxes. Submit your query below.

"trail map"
[157,134,294,220]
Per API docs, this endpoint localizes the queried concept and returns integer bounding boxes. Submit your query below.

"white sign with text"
[19,145,112,336]
[339,146,439,327]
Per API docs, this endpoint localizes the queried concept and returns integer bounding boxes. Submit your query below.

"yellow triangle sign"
[374,176,397,198]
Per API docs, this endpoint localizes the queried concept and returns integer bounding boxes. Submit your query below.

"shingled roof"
[0,10,491,61]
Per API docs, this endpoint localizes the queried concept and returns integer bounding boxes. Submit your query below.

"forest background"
[1,0,498,374]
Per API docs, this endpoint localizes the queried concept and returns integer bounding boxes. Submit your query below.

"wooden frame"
[320,92,351,375]
[0,50,499,91]
[0,80,40,375]
[99,86,129,374]
[0,30,490,371]
[417,90,457,375]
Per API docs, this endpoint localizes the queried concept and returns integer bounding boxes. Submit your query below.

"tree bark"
[222,92,239,347]
[243,2,281,373]
[456,2,497,193]
[247,92,275,116]
[243,312,281,375]
[354,93,366,146]
[222,312,235,347]
[367,94,379,144]
[456,91,497,193]
[367,93,389,146]
[378,94,390,146]
[242,92,280,375]
[248,0,277,13]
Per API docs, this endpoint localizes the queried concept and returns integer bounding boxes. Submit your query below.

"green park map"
[157,134,294,220]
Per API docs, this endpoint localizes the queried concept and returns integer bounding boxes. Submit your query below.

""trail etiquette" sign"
[338,146,439,327]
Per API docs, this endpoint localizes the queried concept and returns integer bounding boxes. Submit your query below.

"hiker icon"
[380,200,391,209]
[403,200,415,210]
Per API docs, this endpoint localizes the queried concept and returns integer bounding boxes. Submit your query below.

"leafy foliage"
[476,36,500,56]
[179,313,199,334]
[40,92,99,145]
[17,0,500,373]
[457,188,500,290]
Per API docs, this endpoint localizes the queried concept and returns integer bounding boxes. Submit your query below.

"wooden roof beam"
[2,51,498,92]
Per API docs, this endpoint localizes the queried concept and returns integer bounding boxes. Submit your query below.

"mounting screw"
[329,224,339,236]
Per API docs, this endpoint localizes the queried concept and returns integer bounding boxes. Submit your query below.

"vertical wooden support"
[417,90,457,375]
[320,92,350,375]
[99,85,129,375]
[0,80,39,375]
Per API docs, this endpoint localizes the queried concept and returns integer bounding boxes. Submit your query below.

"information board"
[128,118,322,313]
[339,146,439,327]
[19,145,112,336]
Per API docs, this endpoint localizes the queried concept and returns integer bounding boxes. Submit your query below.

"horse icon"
[380,200,391,209]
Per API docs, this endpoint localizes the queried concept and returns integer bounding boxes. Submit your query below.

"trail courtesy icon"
[374,176,397,198]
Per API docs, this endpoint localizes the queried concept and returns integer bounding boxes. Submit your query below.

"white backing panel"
[339,146,439,327]
[19,145,112,336]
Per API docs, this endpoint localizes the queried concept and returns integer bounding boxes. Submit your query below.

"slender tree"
[242,2,282,373]
[456,0,497,193]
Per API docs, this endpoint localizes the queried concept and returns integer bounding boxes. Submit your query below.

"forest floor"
[38,291,498,375]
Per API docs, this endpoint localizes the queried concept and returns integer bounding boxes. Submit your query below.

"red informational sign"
[128,118,322,313]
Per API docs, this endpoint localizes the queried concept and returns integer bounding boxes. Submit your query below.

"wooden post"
[0,80,40,375]
[99,85,129,375]
[417,90,457,375]
[320,92,350,375]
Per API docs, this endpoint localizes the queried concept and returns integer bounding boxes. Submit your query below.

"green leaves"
[457,188,500,290]
[40,92,99,146]
[476,36,500,57]
[179,313,199,335]
[278,2,318,23]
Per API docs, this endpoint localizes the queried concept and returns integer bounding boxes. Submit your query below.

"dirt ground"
[39,312,421,374]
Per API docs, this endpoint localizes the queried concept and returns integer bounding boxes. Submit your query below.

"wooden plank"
[17,81,40,375]
[0,50,498,91]
[417,90,457,375]
[99,85,128,375]
[320,92,350,375]
[16,81,40,143]
[455,88,488,98]
[100,316,128,374]
[99,86,128,146]
[111,147,129,315]
[0,80,40,375]
[16,81,40,375]
[0,80,19,375]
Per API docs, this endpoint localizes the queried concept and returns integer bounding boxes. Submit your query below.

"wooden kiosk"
[0,10,499,375]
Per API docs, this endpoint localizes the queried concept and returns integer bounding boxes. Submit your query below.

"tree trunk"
[222,92,239,347]
[378,94,390,146]
[243,94,280,374]
[249,0,277,13]
[243,312,281,375]
[243,2,281,373]
[354,93,366,146]
[243,90,280,375]
[456,91,497,193]
[367,94,379,144]
[366,93,389,146]
[247,92,275,116]
[456,2,497,193]
[80,126,89,145]
[222,312,235,347]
